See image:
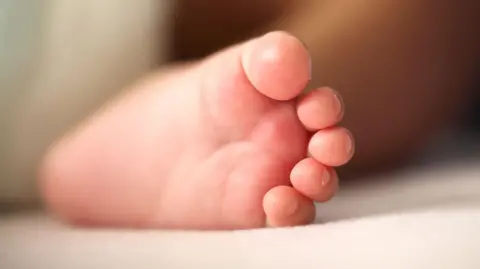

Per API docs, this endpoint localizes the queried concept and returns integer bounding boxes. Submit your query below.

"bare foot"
[40,31,354,230]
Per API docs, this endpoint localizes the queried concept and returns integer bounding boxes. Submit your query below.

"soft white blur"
[0,0,171,202]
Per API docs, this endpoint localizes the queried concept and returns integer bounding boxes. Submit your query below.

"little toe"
[263,186,316,227]
[290,158,338,203]
[242,31,311,101]
[297,87,344,130]
[309,127,354,167]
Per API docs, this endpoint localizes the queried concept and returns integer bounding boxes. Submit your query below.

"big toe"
[242,31,311,101]
[200,31,312,134]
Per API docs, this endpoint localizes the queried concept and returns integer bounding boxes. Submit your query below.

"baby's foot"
[40,31,354,230]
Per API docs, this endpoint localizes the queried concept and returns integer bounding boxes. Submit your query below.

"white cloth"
[2,161,480,269]
[0,0,167,202]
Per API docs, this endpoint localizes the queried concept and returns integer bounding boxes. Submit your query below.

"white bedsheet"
[2,160,480,269]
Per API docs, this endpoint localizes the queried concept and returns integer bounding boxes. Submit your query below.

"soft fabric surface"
[2,209,480,269]
[2,160,480,269]
[0,0,166,202]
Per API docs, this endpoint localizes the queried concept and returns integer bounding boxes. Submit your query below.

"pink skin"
[39,31,354,230]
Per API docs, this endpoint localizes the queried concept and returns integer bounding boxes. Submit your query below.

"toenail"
[321,169,331,187]
[283,196,300,217]
[327,88,344,118]
[344,130,355,156]
[296,37,312,80]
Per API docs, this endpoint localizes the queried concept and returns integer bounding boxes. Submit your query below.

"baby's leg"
[39,32,354,230]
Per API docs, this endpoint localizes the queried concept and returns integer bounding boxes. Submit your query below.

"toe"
[309,127,354,167]
[242,31,311,101]
[290,158,338,202]
[297,87,344,130]
[263,186,315,227]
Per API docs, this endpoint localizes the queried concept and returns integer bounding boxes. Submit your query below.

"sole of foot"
[40,31,354,230]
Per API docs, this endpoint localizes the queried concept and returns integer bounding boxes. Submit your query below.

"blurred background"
[1,0,480,204]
